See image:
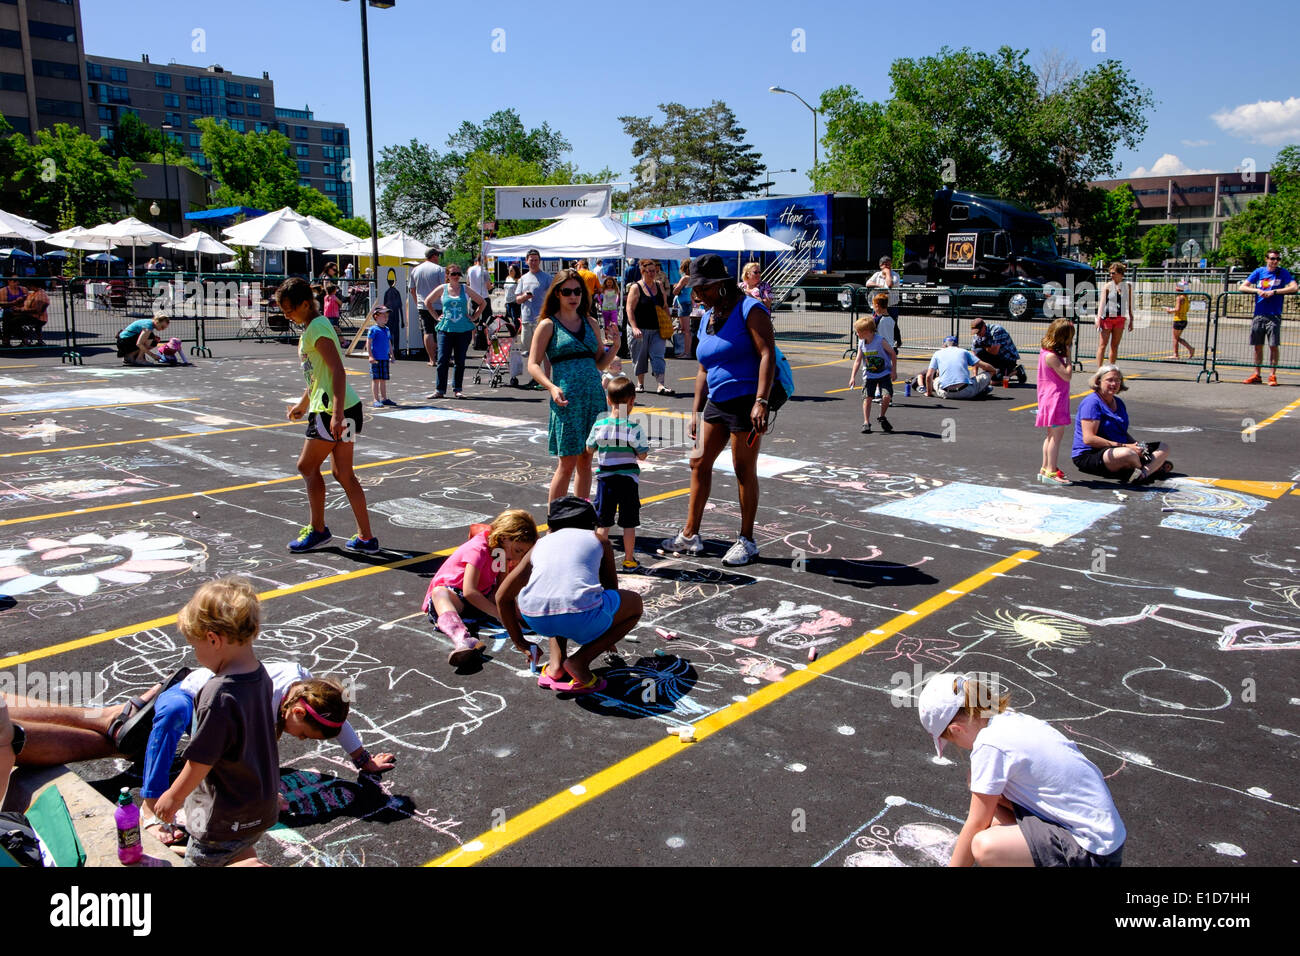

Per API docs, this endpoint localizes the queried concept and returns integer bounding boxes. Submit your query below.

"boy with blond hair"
[154,577,279,867]
[848,314,897,434]
[585,375,651,570]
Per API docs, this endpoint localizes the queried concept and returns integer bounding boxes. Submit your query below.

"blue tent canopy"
[665,222,714,246]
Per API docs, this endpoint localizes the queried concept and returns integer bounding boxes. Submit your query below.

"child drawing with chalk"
[1035,318,1074,485]
[918,671,1126,867]
[280,275,377,555]
[422,509,539,667]
[495,496,644,694]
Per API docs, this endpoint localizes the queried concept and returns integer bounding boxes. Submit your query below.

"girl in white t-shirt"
[918,672,1126,867]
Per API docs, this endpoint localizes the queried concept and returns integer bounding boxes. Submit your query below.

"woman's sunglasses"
[558,286,583,296]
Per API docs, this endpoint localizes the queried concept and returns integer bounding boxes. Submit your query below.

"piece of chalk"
[666,726,683,736]
[654,627,676,640]
[625,635,639,643]
[192,511,200,518]
[654,648,667,657]
[678,729,695,742]
[807,647,818,661]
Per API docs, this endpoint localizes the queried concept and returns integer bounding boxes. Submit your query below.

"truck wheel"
[1004,292,1030,320]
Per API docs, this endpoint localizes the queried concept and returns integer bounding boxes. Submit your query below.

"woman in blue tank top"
[424,267,486,398]
[660,254,776,568]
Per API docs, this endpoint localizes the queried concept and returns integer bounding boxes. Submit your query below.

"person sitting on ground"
[116,312,169,365]
[1070,364,1173,484]
[916,336,995,400]
[496,497,644,696]
[970,318,1026,384]
[158,337,193,366]
[422,509,539,667]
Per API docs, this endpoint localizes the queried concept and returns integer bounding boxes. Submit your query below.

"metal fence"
[1206,291,1299,381]
[769,284,857,346]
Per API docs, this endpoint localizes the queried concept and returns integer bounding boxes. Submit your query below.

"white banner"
[495,185,611,220]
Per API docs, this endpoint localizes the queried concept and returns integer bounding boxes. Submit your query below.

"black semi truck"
[902,187,1094,319]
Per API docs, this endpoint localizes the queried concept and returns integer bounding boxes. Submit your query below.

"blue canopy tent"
[665,222,715,247]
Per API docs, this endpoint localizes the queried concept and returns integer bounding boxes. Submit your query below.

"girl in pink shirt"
[422,509,538,666]
[1035,319,1074,485]
[323,285,341,320]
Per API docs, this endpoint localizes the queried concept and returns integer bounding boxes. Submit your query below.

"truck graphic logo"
[945,232,977,271]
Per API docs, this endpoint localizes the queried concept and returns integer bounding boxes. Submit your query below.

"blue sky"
[83,0,1297,217]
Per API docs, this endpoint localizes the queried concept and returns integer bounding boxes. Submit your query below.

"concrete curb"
[4,765,178,867]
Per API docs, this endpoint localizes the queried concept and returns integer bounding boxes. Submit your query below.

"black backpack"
[0,811,44,867]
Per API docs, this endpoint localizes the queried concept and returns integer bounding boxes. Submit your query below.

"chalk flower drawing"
[0,531,201,597]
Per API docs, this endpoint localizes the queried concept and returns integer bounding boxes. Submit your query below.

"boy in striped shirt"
[586,375,651,571]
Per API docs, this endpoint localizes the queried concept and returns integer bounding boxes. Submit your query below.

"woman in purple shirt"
[1071,365,1172,484]
[660,254,776,567]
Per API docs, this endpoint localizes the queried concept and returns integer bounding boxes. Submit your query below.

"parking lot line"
[0,447,473,527]
[0,421,297,459]
[1243,394,1300,435]
[426,548,1039,867]
[0,397,202,417]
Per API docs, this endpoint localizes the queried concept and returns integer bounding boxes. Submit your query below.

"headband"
[301,700,343,728]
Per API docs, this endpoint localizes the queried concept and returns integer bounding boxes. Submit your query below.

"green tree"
[619,101,762,207]
[377,109,577,244]
[815,47,1153,237]
[1079,184,1139,262]
[197,118,300,211]
[10,123,142,227]
[1216,144,1300,268]
[1138,223,1178,267]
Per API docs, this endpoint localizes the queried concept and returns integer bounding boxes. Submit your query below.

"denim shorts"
[523,589,621,646]
[184,830,265,867]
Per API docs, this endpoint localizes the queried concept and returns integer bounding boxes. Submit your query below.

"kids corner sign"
[496,185,612,220]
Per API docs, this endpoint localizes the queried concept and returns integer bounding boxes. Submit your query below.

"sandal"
[554,675,607,695]
[144,816,190,849]
[109,666,192,757]
[656,386,676,396]
[536,665,566,690]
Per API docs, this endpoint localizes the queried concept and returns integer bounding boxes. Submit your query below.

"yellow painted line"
[1242,395,1300,436]
[1009,374,1142,412]
[0,447,472,527]
[0,486,693,669]
[790,357,850,371]
[0,397,201,417]
[826,377,910,396]
[427,548,1040,867]
[0,421,297,459]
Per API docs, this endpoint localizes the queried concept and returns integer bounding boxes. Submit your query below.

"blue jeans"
[634,329,666,378]
[140,684,194,799]
[436,329,472,393]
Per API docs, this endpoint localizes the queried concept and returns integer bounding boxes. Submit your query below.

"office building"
[0,0,92,137]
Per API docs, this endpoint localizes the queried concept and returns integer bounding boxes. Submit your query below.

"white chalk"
[192,511,200,518]
[678,728,695,742]
[624,635,639,643]
[807,647,818,662]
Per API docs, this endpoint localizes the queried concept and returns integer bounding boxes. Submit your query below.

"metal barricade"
[863,285,960,358]
[770,283,857,348]
[1071,287,1213,378]
[1208,291,1299,383]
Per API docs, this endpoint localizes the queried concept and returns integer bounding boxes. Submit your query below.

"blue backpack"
[738,298,794,411]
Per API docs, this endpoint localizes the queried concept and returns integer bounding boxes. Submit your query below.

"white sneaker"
[659,532,704,555]
[721,536,760,567]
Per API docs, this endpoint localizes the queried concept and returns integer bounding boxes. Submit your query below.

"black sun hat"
[547,495,597,531]
[682,253,735,287]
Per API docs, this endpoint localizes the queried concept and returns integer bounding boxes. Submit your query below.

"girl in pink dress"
[1036,319,1074,485]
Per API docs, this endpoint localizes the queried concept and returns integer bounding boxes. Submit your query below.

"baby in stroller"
[473,313,517,388]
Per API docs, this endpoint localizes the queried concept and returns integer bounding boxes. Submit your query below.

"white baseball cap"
[918,672,968,757]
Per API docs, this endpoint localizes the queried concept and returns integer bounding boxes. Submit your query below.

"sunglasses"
[448,271,462,277]
[558,287,583,296]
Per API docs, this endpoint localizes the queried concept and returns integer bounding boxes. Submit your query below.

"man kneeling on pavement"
[969,318,1026,384]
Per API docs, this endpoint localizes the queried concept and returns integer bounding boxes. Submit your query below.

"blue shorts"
[370,359,390,380]
[523,589,621,646]
[595,474,640,529]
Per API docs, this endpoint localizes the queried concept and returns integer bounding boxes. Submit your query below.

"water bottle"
[115,787,142,864]
[904,380,912,397]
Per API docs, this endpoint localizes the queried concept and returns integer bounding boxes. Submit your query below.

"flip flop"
[110,666,192,757]
[536,666,566,690]
[554,675,607,695]
[656,386,676,396]
[144,816,190,850]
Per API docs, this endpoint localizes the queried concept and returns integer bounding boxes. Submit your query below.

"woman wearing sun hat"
[918,671,1126,867]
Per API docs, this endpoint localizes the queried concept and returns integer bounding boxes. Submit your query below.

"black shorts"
[702,394,758,434]
[117,331,156,357]
[304,402,363,443]
[595,474,640,529]
[1012,802,1123,868]
[861,376,894,399]
[370,359,390,380]
[1072,441,1159,482]
[419,308,442,337]
[1249,315,1281,347]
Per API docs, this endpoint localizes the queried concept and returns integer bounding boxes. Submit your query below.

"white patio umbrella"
[323,230,428,260]
[163,230,237,273]
[43,226,116,251]
[0,209,50,242]
[222,207,347,275]
[686,222,793,276]
[81,217,180,274]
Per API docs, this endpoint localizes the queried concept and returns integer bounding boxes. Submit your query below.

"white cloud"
[1180,139,1212,147]
[1211,97,1300,145]
[1130,153,1218,177]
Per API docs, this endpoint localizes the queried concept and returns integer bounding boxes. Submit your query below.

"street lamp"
[760,166,796,197]
[769,86,818,177]
[160,120,174,238]
[341,0,395,299]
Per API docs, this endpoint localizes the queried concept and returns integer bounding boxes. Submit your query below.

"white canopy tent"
[483,216,684,260]
[163,230,237,272]
[81,217,180,273]
[223,207,361,275]
[323,230,428,260]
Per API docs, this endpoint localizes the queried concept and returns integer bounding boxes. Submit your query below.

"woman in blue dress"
[527,268,616,502]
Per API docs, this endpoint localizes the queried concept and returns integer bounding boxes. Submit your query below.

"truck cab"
[903,188,1093,318]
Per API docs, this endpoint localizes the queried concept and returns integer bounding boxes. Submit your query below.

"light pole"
[160,121,174,237]
[341,0,394,302]
[760,166,796,197]
[769,86,818,178]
